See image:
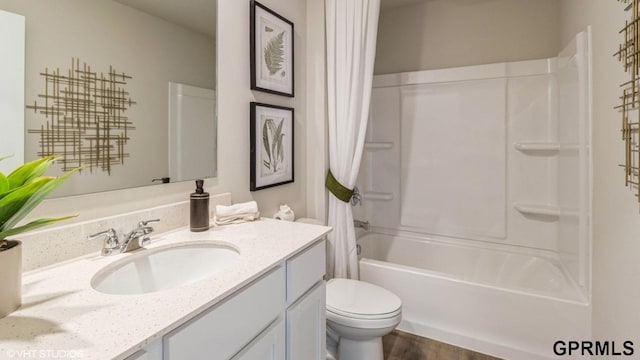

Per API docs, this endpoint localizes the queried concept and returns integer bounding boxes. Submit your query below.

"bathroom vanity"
[0,220,330,360]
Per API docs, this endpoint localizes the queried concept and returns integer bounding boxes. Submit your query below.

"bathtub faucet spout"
[354,219,370,231]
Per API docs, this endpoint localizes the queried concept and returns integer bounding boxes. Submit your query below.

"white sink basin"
[91,242,240,295]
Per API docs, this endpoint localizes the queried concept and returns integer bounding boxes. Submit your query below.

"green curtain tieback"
[325,170,354,203]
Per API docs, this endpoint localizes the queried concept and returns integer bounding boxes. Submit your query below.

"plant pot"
[0,240,21,319]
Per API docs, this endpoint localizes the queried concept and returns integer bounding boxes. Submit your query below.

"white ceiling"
[113,0,216,38]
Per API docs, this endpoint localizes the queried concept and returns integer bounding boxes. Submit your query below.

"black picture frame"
[250,1,295,97]
[250,102,295,191]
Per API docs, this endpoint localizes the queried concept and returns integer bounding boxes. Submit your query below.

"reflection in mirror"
[0,0,217,197]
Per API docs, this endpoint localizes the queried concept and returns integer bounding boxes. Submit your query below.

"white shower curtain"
[325,0,380,279]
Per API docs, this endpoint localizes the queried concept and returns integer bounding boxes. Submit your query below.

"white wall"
[305,0,328,222]
[374,0,561,74]
[217,0,308,217]
[0,0,216,196]
[19,0,314,233]
[560,0,639,344]
[0,10,24,174]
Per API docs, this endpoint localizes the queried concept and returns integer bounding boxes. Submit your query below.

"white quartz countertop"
[0,219,331,360]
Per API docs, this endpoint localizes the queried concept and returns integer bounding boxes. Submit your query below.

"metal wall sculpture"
[616,0,640,206]
[27,58,136,174]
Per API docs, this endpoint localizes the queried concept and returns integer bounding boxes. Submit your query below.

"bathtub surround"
[325,0,380,279]
[354,30,592,359]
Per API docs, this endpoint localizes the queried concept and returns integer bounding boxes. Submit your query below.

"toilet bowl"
[294,218,402,360]
[326,278,402,360]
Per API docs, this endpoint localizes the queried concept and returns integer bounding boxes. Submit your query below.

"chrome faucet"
[88,219,160,256]
[353,219,370,231]
[121,219,160,253]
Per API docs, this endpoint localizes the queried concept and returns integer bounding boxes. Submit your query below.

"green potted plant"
[0,156,78,318]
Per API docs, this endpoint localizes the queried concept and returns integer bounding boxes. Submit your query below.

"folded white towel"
[214,201,260,225]
[215,212,261,225]
[216,201,259,218]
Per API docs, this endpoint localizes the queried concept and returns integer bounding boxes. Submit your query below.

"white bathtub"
[358,232,591,360]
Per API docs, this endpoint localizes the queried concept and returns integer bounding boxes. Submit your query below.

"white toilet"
[295,218,402,360]
[326,278,402,360]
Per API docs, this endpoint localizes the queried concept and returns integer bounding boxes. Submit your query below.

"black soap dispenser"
[190,179,210,232]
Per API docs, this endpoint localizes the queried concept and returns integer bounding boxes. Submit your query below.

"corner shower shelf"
[364,142,393,151]
[363,192,393,201]
[514,142,560,152]
[514,142,580,153]
[514,203,579,218]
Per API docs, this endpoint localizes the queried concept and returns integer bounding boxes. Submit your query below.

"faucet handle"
[88,228,120,256]
[137,219,160,228]
[140,236,152,247]
[88,228,117,242]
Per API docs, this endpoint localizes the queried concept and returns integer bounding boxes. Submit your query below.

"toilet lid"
[326,279,401,318]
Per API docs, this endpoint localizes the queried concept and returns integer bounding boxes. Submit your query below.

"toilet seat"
[327,305,401,320]
[327,307,402,330]
[326,278,402,328]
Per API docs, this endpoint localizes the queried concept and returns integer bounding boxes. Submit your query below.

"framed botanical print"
[250,1,294,97]
[250,102,294,191]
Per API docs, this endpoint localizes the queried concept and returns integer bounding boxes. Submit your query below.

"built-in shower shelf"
[514,203,579,218]
[514,142,580,153]
[364,142,393,150]
[514,143,560,152]
[363,192,393,201]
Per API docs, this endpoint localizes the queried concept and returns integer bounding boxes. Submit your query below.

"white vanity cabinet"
[286,281,326,360]
[125,239,326,360]
[163,266,286,360]
[285,240,327,360]
[232,317,286,360]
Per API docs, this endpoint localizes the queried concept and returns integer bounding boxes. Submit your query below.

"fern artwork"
[250,103,294,191]
[251,1,294,97]
[261,117,286,175]
[264,31,285,77]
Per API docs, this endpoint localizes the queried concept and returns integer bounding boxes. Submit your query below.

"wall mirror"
[0,0,217,197]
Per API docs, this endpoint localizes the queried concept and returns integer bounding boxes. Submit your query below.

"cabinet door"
[233,317,285,360]
[286,281,326,360]
[164,267,285,360]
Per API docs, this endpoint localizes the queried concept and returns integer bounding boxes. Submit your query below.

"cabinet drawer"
[124,340,162,360]
[164,266,285,360]
[286,240,325,304]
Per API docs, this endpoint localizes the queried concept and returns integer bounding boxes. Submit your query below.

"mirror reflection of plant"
[0,156,80,248]
[262,118,285,173]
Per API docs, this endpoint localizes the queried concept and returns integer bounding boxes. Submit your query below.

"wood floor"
[382,330,503,360]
